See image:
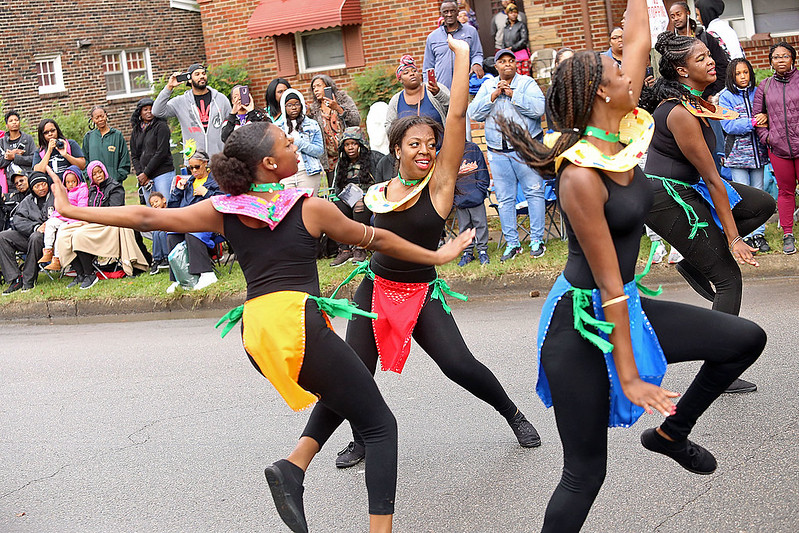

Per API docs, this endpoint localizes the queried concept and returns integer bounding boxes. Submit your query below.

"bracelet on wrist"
[601,294,629,308]
[729,235,742,252]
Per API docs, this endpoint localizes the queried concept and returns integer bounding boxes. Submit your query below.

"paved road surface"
[2,278,798,532]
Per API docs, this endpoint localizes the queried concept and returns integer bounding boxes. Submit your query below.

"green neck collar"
[250,183,285,192]
[583,126,620,143]
[682,84,703,97]
[397,173,423,187]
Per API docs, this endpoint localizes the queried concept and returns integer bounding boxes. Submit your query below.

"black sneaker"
[80,275,99,290]
[675,260,715,302]
[149,262,160,275]
[21,283,34,292]
[783,234,796,255]
[500,245,523,263]
[723,377,757,393]
[67,276,83,289]
[640,428,717,475]
[530,241,546,258]
[508,410,541,448]
[743,236,756,250]
[335,441,365,468]
[753,235,770,253]
[157,259,170,270]
[264,459,308,533]
[2,276,23,295]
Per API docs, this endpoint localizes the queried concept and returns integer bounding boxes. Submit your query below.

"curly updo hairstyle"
[640,31,702,112]
[497,50,605,173]
[386,115,443,174]
[211,122,279,196]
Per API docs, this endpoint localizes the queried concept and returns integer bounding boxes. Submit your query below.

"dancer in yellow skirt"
[51,120,474,533]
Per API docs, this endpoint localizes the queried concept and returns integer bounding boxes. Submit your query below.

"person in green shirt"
[82,106,131,183]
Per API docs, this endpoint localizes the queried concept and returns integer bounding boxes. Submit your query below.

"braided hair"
[641,31,702,112]
[210,122,278,196]
[497,50,605,173]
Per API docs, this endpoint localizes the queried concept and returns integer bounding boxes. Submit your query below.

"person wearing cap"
[152,63,232,158]
[468,48,546,262]
[1,165,30,230]
[0,111,36,188]
[0,171,53,294]
[423,0,484,90]
[385,54,450,135]
[130,97,175,206]
[166,149,222,293]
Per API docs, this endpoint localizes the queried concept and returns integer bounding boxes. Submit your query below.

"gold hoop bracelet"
[364,226,376,249]
[601,294,629,308]
[356,223,369,248]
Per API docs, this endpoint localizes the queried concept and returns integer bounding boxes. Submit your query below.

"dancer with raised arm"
[51,121,475,533]
[330,36,541,471]
[498,1,766,530]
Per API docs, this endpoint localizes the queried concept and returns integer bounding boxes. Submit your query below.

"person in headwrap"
[130,97,175,206]
[264,78,291,127]
[328,127,384,267]
[279,89,325,196]
[385,54,450,134]
[306,75,361,172]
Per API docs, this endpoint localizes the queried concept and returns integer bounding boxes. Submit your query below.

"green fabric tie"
[307,295,378,320]
[429,277,468,315]
[635,240,664,297]
[570,288,615,353]
[330,260,374,298]
[646,174,708,239]
[215,304,244,338]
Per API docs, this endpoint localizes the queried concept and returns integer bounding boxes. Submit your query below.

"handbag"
[514,48,530,62]
[338,182,365,208]
[167,241,199,289]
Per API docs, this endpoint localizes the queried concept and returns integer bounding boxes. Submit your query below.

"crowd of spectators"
[1,0,795,297]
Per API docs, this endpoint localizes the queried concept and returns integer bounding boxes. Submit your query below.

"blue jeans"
[729,167,766,236]
[143,170,176,206]
[152,230,169,262]
[487,150,545,247]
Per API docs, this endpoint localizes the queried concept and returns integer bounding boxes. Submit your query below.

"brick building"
[0,0,205,139]
[196,0,796,113]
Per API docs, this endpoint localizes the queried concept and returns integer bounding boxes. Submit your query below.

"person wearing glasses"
[166,150,223,292]
[603,27,624,66]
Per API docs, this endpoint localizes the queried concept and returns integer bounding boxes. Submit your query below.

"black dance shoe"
[509,410,542,448]
[675,260,715,302]
[335,441,366,468]
[723,377,757,394]
[640,428,717,475]
[264,459,308,533]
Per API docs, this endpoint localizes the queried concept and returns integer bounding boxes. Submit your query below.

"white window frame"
[35,55,65,95]
[102,49,154,101]
[170,0,199,12]
[295,28,347,74]
[719,0,799,39]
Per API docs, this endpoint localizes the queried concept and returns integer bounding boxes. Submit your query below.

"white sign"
[647,0,670,46]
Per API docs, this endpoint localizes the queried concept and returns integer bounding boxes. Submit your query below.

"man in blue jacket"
[468,49,546,261]
[454,141,491,266]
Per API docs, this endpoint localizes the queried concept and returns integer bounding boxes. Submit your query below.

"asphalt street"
[2,278,798,532]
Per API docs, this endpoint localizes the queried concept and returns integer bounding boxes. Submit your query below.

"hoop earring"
[605,96,611,103]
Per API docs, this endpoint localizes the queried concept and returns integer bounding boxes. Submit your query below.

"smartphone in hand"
[239,86,251,107]
[323,86,334,100]
[176,72,191,83]
[427,68,436,86]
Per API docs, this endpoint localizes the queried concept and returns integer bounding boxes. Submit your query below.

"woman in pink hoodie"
[39,164,88,270]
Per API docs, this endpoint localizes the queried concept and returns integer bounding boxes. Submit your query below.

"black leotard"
[645,100,715,185]
[222,197,319,300]
[559,163,653,289]
[370,185,444,283]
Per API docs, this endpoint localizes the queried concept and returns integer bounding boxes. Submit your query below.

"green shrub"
[351,64,402,117]
[42,106,91,143]
[754,68,772,85]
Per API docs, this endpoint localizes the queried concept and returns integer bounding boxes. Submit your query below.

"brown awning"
[247,0,362,38]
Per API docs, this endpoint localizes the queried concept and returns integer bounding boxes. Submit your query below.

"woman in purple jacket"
[754,42,799,254]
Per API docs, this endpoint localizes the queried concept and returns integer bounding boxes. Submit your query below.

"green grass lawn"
[2,175,785,305]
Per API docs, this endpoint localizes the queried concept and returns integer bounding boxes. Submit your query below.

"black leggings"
[295,302,398,515]
[539,296,766,532]
[645,180,775,315]
[72,251,96,278]
[304,276,518,448]
[333,199,372,250]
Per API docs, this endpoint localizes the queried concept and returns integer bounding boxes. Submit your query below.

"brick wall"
[196,0,441,109]
[742,34,799,70]
[523,0,613,52]
[0,1,204,140]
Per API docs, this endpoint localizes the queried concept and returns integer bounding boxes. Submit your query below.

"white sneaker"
[667,247,684,264]
[166,281,180,294]
[193,272,218,291]
[651,242,668,264]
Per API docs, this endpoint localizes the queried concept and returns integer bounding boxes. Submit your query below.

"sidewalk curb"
[3,255,797,321]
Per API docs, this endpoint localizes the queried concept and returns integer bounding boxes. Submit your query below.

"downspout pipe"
[580,0,593,50]
[605,0,615,33]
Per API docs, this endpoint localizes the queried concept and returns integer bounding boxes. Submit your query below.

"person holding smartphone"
[307,75,361,172]
[385,55,450,135]
[221,85,270,143]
